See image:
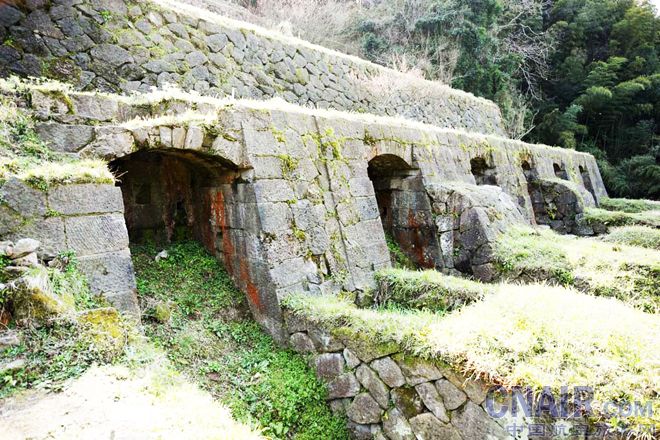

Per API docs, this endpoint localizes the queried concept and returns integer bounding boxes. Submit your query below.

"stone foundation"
[0,179,139,316]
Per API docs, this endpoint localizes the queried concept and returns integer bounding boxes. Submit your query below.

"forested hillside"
[239,0,660,199]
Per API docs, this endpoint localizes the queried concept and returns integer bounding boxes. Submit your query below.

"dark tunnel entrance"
[110,150,239,254]
[579,165,596,200]
[367,154,441,269]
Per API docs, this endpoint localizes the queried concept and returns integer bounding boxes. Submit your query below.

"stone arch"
[553,162,569,180]
[109,149,242,252]
[470,156,498,186]
[367,154,441,269]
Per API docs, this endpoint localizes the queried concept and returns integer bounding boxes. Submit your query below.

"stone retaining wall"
[3,84,608,334]
[0,0,505,136]
[0,179,139,316]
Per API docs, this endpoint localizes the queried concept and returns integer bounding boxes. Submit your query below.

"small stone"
[0,331,21,351]
[172,127,186,149]
[356,364,390,409]
[382,408,415,440]
[391,387,425,419]
[0,242,13,257]
[371,356,406,388]
[77,308,126,356]
[12,252,39,268]
[415,382,450,423]
[185,50,208,67]
[393,353,443,386]
[309,327,344,352]
[327,373,360,399]
[289,332,315,354]
[155,250,169,261]
[410,413,462,440]
[328,398,351,416]
[347,393,383,424]
[10,238,40,259]
[90,44,133,67]
[347,422,377,440]
[314,352,345,381]
[0,358,26,375]
[343,348,361,369]
[435,379,467,410]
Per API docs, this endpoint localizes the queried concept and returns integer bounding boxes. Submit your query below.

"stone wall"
[0,179,139,316]
[6,84,607,335]
[282,309,609,440]
[0,0,505,136]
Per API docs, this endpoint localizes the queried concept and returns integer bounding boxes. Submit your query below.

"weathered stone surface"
[10,267,75,321]
[347,393,383,424]
[382,408,415,440]
[409,413,461,440]
[48,184,124,215]
[309,327,344,353]
[289,332,315,353]
[0,178,47,218]
[415,382,450,423]
[356,364,390,409]
[35,123,95,153]
[435,379,467,410]
[451,401,508,440]
[10,238,40,259]
[0,331,21,351]
[371,356,406,388]
[438,365,489,404]
[393,354,443,386]
[314,352,345,381]
[9,217,66,258]
[327,372,361,399]
[64,214,129,256]
[391,387,425,419]
[77,249,137,295]
[343,348,361,369]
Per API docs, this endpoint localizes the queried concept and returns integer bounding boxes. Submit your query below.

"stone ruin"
[0,0,613,437]
[0,0,607,338]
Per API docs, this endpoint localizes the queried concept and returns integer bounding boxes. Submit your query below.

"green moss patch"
[132,241,347,439]
[374,268,494,313]
[494,226,660,313]
[284,287,659,432]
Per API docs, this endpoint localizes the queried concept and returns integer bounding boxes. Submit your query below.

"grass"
[0,256,122,398]
[494,226,660,313]
[584,207,660,229]
[0,90,113,190]
[599,198,660,213]
[284,287,660,435]
[131,241,347,440]
[373,268,494,313]
[603,226,660,250]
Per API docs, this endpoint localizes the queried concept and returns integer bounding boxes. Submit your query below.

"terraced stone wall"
[3,85,606,334]
[0,0,505,136]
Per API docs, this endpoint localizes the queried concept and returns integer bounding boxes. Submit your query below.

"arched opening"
[470,156,498,185]
[579,165,596,199]
[553,163,568,180]
[367,154,440,269]
[110,150,240,255]
[522,160,543,221]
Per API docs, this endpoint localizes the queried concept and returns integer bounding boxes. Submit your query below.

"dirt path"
[0,359,262,440]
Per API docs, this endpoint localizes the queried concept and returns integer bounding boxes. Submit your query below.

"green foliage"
[373,268,494,313]
[603,226,660,250]
[384,233,415,269]
[132,241,347,439]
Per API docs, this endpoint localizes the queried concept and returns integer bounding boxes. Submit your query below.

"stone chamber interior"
[109,150,239,255]
[367,154,441,269]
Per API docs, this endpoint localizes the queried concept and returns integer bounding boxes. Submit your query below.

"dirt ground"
[0,358,262,440]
